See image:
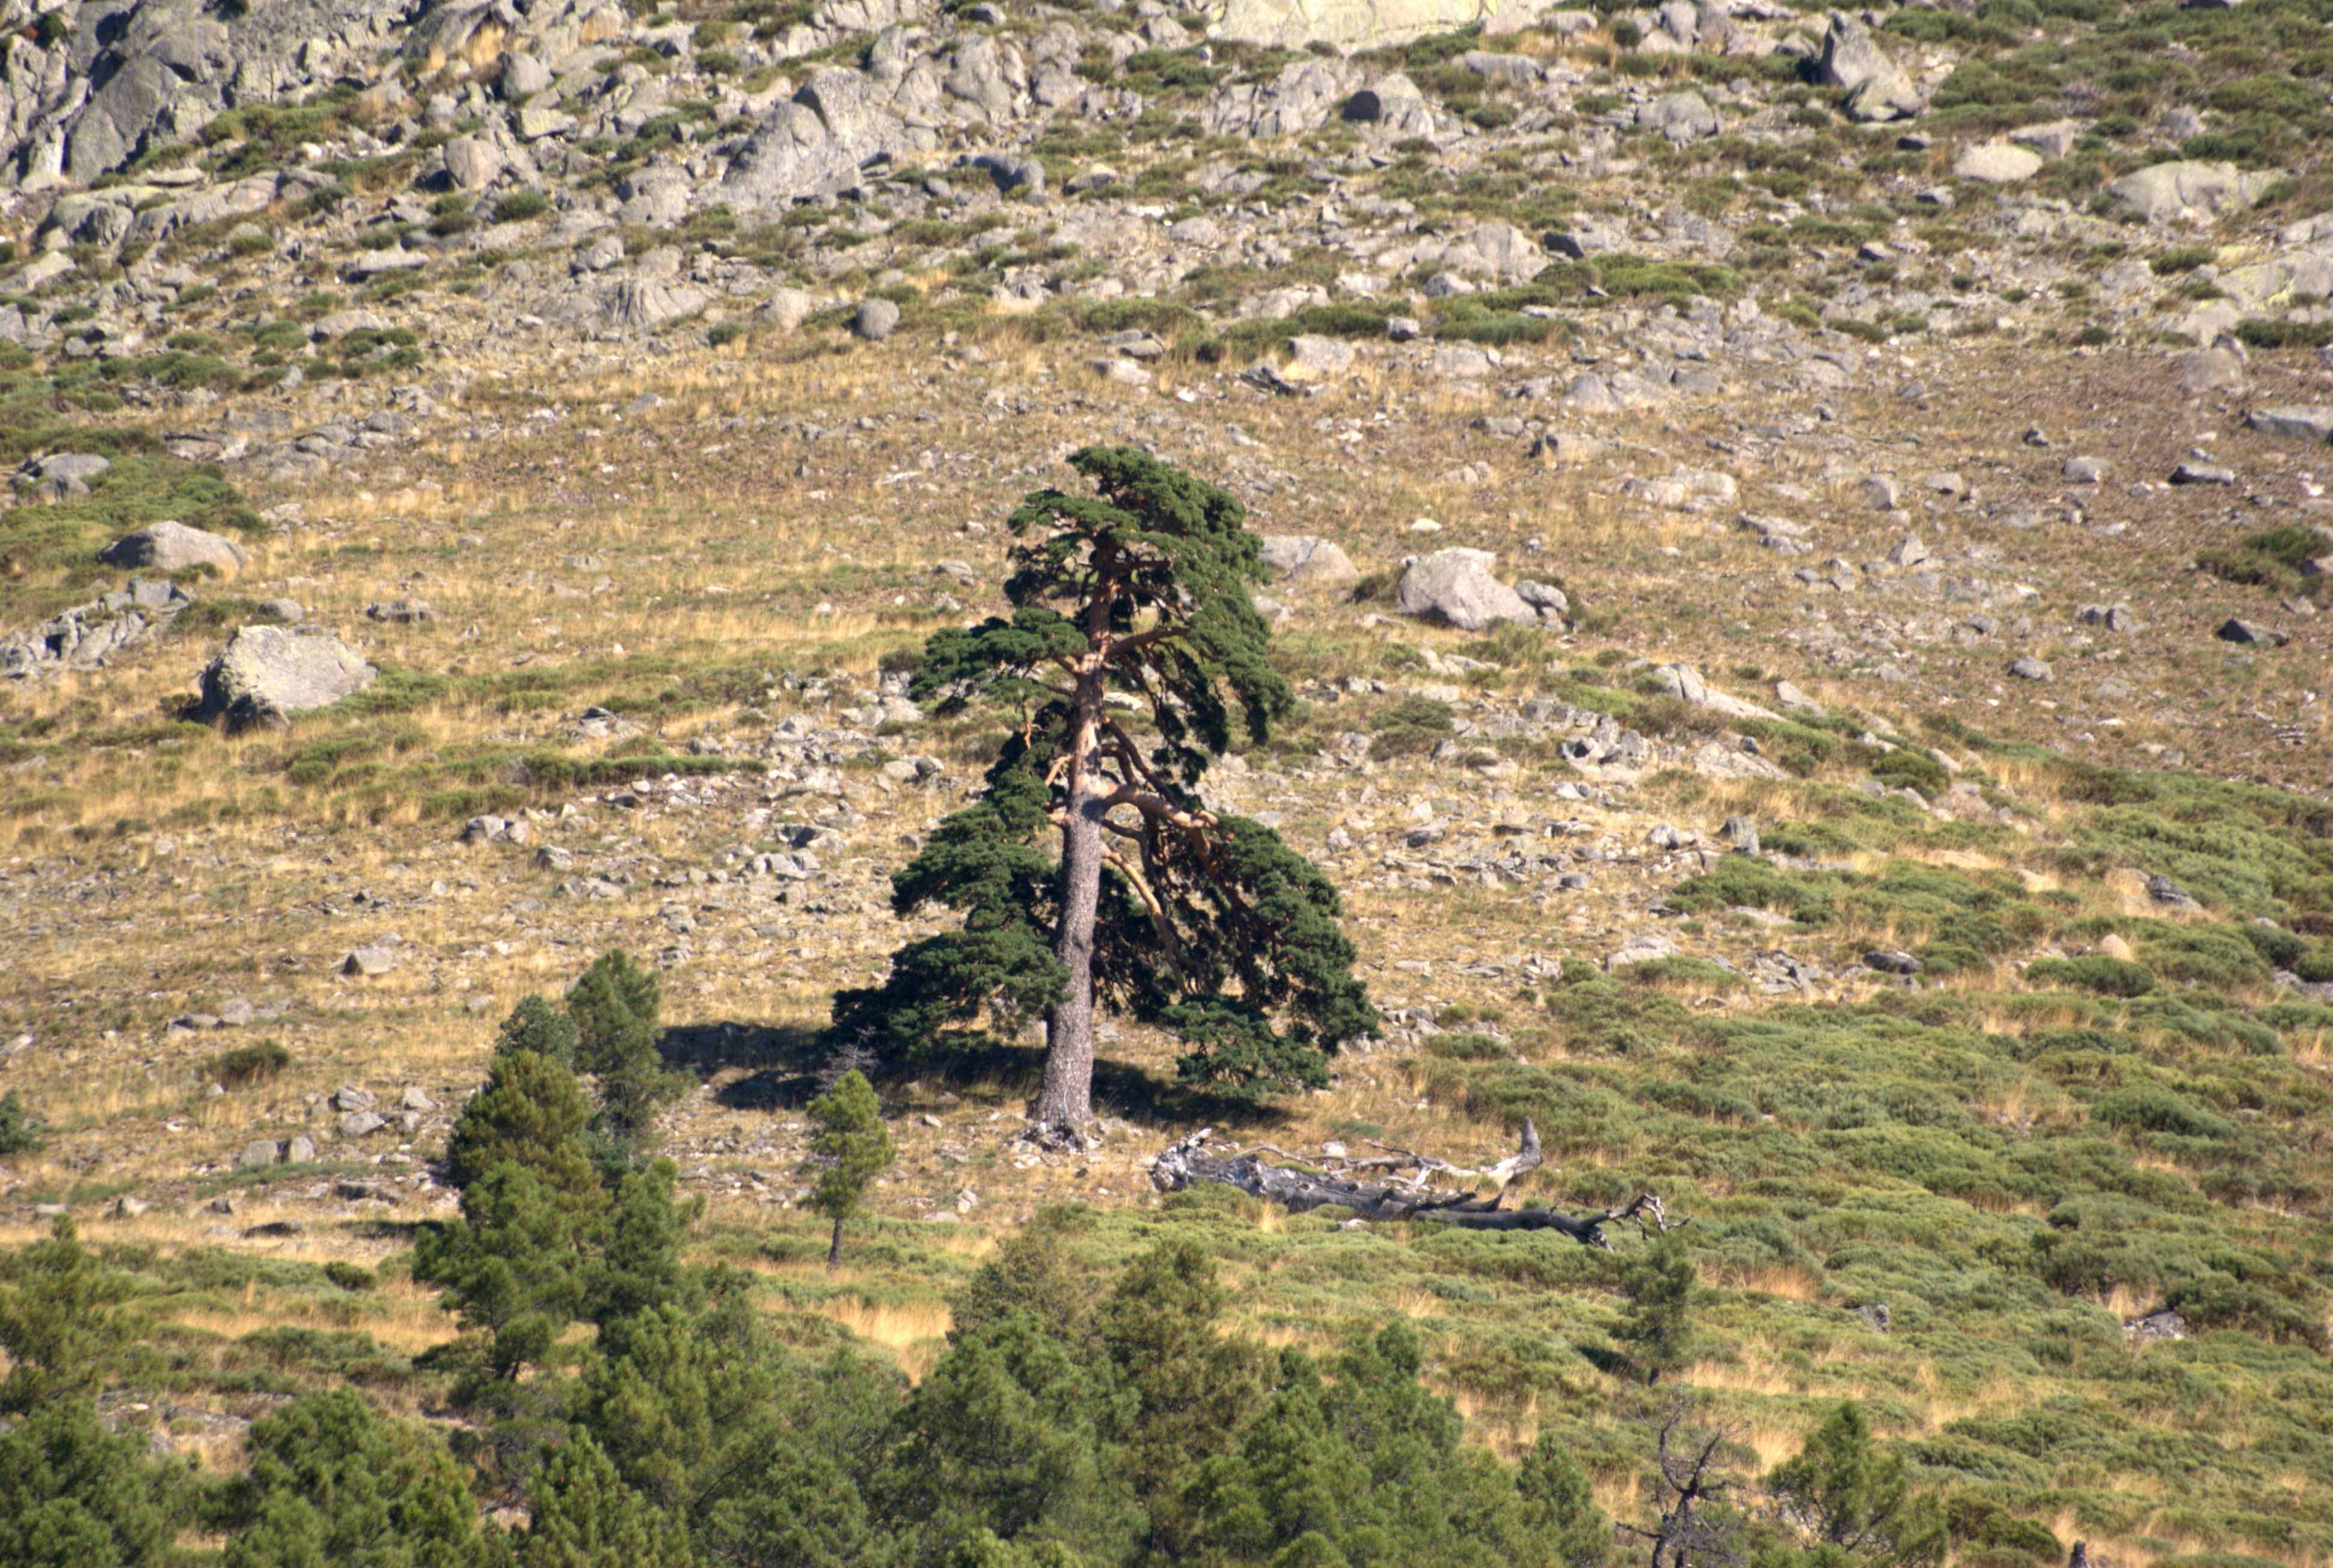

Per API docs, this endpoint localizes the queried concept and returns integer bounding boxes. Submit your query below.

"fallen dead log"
[1147,1121,1685,1246]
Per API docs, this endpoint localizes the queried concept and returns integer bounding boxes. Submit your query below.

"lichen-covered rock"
[101,520,250,577]
[1199,57,1364,137]
[1394,550,1537,632]
[197,626,376,732]
[2106,160,2278,223]
[1259,536,1361,587]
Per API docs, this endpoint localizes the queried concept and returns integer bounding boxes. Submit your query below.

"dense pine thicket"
[0,978,1967,1568]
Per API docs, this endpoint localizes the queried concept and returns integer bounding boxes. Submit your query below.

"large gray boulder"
[1954,142,2043,184]
[1258,536,1361,589]
[101,520,249,577]
[723,68,912,210]
[1818,13,1921,121]
[1438,221,1544,281]
[1342,73,1441,137]
[1394,550,1537,632]
[1637,91,1721,142]
[501,51,556,100]
[1200,57,1364,138]
[2107,161,2278,223]
[596,278,711,331]
[1217,0,1498,47]
[1,578,192,679]
[442,133,503,191]
[197,626,376,732]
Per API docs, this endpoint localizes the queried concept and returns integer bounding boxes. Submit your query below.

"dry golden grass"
[1700,1261,1824,1301]
[802,1296,953,1382]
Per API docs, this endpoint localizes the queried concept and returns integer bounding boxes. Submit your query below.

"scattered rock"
[1819,11,1922,121]
[2216,617,2289,646]
[2169,462,2236,485]
[2,578,194,679]
[2180,347,2247,396]
[2245,406,2333,443]
[2147,874,2202,910]
[1283,334,1354,382]
[2009,657,2053,681]
[1604,932,1681,970]
[855,298,902,341]
[1258,535,1361,588]
[342,945,399,978]
[1954,142,2043,184]
[1886,533,1929,567]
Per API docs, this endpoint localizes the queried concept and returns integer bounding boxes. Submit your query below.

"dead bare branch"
[1147,1123,1688,1245]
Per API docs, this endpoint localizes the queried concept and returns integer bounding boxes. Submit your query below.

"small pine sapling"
[803,1070,895,1272]
[1615,1234,1700,1386]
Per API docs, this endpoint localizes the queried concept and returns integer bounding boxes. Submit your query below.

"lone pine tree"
[804,1069,896,1272]
[833,447,1378,1127]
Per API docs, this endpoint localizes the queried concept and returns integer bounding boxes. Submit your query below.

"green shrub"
[2025,957,2156,996]
[1370,696,1456,756]
[1426,1032,1514,1062]
[2197,525,2332,597]
[211,1040,292,1089]
[2236,317,2333,349]
[0,1091,42,1156]
[2152,245,2217,275]
[1869,747,1951,799]
[2091,1084,2237,1141]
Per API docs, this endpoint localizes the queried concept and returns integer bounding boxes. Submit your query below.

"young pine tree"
[1096,1240,1265,1552]
[953,1213,1093,1349]
[0,1216,136,1414]
[1518,1433,1613,1568]
[518,1432,693,1568]
[803,1070,896,1272]
[1767,1401,1945,1568]
[0,1088,44,1156]
[494,992,580,1070]
[830,447,1379,1129]
[443,1041,605,1216]
[1614,1236,1700,1386]
[411,1163,589,1382]
[568,949,688,1165]
[0,1398,192,1568]
[216,1389,491,1568]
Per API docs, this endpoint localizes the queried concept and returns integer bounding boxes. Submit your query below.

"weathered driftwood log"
[1147,1121,1685,1246]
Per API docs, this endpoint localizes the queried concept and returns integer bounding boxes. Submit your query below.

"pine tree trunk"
[1038,660,1106,1129]
[827,1213,844,1273]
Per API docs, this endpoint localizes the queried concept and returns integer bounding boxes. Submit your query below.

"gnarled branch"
[1147,1124,1687,1246]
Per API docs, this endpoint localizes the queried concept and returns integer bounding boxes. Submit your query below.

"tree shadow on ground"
[660,1021,1286,1132]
